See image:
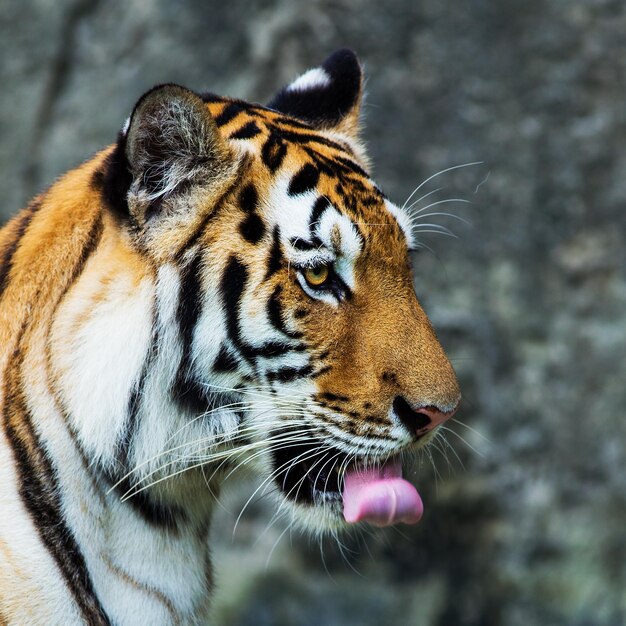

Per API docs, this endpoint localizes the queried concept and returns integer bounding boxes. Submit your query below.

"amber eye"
[303,264,330,288]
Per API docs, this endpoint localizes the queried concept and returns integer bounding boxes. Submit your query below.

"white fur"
[317,205,362,290]
[264,174,317,243]
[286,67,331,92]
[384,198,416,248]
[51,270,155,469]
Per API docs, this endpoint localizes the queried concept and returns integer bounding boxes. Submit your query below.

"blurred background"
[2,1,625,624]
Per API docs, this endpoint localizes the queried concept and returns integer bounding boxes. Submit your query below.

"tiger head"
[86,49,460,531]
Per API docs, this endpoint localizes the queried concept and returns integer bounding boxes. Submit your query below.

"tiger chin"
[0,50,460,625]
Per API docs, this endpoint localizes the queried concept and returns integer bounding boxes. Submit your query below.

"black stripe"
[273,116,315,131]
[221,256,302,363]
[118,326,155,469]
[261,131,287,172]
[239,183,258,214]
[289,237,319,251]
[333,155,370,178]
[267,364,313,383]
[221,256,250,363]
[303,149,337,177]
[172,376,214,418]
[177,253,204,350]
[331,181,366,220]
[50,215,104,310]
[267,126,348,152]
[68,217,104,297]
[253,341,305,359]
[264,226,282,280]
[230,121,261,140]
[288,163,320,196]
[121,368,145,462]
[303,147,370,185]
[267,285,303,339]
[213,344,240,373]
[3,389,111,625]
[319,392,349,403]
[309,196,330,232]
[311,365,332,378]
[238,183,265,244]
[0,201,40,301]
[214,102,244,127]
[99,133,132,218]
[239,213,266,245]
[172,253,206,411]
[359,194,381,207]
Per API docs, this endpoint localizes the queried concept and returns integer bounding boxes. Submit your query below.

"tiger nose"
[392,396,458,438]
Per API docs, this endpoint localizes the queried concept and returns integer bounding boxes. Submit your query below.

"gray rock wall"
[2,1,625,624]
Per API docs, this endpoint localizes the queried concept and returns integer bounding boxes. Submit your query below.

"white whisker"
[401,161,483,211]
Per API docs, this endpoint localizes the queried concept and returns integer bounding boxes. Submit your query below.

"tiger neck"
[0,165,247,622]
[36,201,235,615]
[46,207,236,515]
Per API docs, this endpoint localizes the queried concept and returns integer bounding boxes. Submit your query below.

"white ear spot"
[122,116,131,136]
[287,68,331,92]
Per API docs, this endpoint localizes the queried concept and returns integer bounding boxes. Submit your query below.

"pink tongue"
[342,459,423,527]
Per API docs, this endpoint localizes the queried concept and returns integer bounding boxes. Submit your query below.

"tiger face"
[88,50,460,531]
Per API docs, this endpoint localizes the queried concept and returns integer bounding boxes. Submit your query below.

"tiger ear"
[267,49,364,139]
[125,84,233,213]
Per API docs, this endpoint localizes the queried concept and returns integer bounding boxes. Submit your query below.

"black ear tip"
[267,49,363,129]
[320,48,362,102]
[322,48,362,78]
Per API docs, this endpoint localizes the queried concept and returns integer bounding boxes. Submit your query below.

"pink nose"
[392,396,458,438]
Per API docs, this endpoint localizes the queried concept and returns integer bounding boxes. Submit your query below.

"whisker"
[410,211,472,226]
[412,228,458,239]
[119,430,319,502]
[402,186,444,212]
[232,444,330,536]
[450,418,492,444]
[108,412,314,490]
[401,161,483,211]
[407,197,472,218]
[440,426,487,458]
[436,429,466,471]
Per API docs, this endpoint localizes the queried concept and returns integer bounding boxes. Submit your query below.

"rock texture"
[2,1,626,624]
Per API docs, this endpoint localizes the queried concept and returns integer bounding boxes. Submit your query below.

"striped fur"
[0,50,460,624]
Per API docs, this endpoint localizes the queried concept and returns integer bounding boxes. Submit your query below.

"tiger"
[0,49,460,625]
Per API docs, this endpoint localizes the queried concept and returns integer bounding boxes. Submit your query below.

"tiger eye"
[304,264,330,287]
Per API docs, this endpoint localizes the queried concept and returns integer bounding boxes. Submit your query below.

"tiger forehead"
[205,95,354,149]
[204,96,408,250]
[205,96,364,176]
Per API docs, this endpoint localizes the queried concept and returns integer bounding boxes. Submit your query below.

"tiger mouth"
[269,430,425,526]
[271,435,347,505]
